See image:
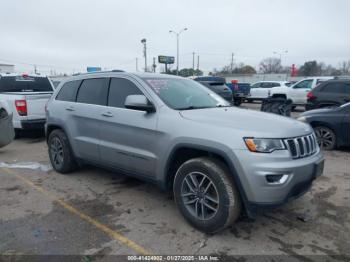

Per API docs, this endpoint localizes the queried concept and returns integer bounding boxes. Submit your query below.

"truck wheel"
[48,129,77,173]
[173,157,241,233]
[234,98,242,106]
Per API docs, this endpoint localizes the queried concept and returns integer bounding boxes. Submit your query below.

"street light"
[141,38,147,72]
[273,50,288,65]
[169,28,188,75]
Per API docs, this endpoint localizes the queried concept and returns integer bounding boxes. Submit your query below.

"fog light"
[265,174,288,184]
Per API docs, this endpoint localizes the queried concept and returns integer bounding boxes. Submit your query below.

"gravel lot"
[0,103,349,260]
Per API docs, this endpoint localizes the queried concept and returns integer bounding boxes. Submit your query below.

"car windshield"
[0,76,53,92]
[143,77,230,110]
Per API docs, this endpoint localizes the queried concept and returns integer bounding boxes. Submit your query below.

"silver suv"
[46,72,324,233]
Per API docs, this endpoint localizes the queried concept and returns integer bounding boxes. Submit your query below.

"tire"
[234,98,242,106]
[14,129,22,139]
[314,126,336,150]
[246,99,253,103]
[48,129,77,173]
[291,105,297,111]
[173,157,241,233]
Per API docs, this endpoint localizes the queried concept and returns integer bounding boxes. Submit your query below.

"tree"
[259,57,283,73]
[340,60,350,74]
[165,68,203,77]
[298,61,321,76]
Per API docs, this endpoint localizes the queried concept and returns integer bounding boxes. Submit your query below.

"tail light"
[307,91,315,100]
[15,100,27,116]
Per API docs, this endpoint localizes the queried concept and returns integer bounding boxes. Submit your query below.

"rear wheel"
[173,157,241,233]
[233,98,242,106]
[314,126,336,150]
[48,129,77,173]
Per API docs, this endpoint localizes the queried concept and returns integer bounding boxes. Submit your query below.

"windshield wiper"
[177,106,212,110]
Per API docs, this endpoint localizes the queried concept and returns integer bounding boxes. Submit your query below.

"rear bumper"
[20,119,46,130]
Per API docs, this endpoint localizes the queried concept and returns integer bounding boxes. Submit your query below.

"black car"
[194,77,233,103]
[306,79,350,110]
[298,103,350,150]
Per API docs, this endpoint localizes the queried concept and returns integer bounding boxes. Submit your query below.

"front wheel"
[314,126,336,150]
[48,129,77,173]
[173,157,241,233]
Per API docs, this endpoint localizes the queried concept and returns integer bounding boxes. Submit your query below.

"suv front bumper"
[229,149,324,216]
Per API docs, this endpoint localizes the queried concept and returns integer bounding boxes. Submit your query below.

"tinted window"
[321,83,347,93]
[108,78,143,108]
[0,76,53,92]
[270,82,281,88]
[56,80,81,102]
[251,83,261,88]
[293,79,313,89]
[76,78,109,105]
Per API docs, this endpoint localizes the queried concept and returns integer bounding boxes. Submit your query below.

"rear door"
[72,78,109,162]
[250,82,263,99]
[98,77,158,178]
[290,79,313,104]
[318,82,348,106]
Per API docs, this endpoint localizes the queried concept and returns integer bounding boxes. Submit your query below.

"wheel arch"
[162,144,249,209]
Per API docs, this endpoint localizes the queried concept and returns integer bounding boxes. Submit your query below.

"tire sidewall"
[174,158,238,233]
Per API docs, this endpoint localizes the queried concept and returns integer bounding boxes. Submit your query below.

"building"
[0,63,15,73]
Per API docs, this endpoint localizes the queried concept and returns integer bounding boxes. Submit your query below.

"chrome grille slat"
[285,133,318,159]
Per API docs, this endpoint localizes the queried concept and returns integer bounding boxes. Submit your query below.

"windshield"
[143,77,230,110]
[0,76,53,92]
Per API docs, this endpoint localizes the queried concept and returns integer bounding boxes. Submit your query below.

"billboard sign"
[158,56,175,64]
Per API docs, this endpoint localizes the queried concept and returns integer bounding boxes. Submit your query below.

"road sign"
[158,56,175,64]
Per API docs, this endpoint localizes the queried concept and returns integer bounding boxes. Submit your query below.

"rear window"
[0,76,53,92]
[320,82,347,94]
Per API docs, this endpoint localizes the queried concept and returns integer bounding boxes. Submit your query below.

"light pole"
[169,28,188,75]
[141,38,147,72]
[273,50,288,65]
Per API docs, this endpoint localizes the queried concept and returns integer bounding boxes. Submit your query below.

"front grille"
[284,134,318,159]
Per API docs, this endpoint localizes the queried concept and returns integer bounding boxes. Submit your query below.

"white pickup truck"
[270,77,334,107]
[0,73,54,136]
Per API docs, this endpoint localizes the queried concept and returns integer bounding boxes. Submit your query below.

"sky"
[1,0,350,75]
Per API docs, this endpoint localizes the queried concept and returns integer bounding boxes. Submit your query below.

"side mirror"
[124,95,155,113]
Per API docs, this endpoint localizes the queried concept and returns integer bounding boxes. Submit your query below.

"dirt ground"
[0,103,349,260]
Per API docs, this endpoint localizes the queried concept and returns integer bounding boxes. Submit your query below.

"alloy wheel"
[315,127,335,150]
[181,172,219,220]
[50,136,64,167]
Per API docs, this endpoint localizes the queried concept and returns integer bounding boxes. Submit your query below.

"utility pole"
[230,53,234,73]
[192,52,195,75]
[34,65,38,74]
[136,58,138,71]
[197,55,200,71]
[141,38,147,72]
[152,57,156,73]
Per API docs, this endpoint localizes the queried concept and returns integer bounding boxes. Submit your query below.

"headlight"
[297,116,308,122]
[244,138,285,153]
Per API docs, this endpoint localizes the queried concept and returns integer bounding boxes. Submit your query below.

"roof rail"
[72,70,125,76]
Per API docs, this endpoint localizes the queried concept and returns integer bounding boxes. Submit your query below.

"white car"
[270,77,334,106]
[248,81,291,101]
[0,73,54,136]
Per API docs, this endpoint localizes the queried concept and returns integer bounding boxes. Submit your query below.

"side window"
[56,80,81,102]
[293,80,313,89]
[251,83,260,88]
[76,78,109,105]
[261,83,273,88]
[270,82,281,88]
[345,83,350,94]
[108,78,143,108]
[321,83,346,93]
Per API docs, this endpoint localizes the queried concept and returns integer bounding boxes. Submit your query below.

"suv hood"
[180,107,313,138]
[301,107,338,116]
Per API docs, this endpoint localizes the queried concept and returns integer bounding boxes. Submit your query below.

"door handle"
[101,112,114,117]
[65,106,75,111]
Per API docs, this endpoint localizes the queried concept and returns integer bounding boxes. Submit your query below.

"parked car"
[305,79,350,110]
[227,80,250,106]
[298,102,350,150]
[46,71,324,233]
[0,73,54,136]
[0,104,15,148]
[270,77,334,107]
[194,76,233,103]
[247,81,291,102]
